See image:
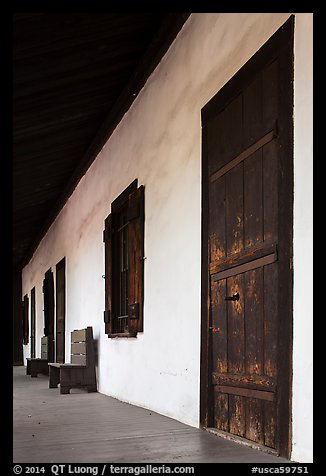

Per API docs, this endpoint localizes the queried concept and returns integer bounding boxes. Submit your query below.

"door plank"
[262,59,278,133]
[227,274,245,374]
[211,278,227,373]
[229,395,246,437]
[246,397,264,445]
[244,268,264,376]
[244,150,263,248]
[209,176,226,263]
[226,163,244,256]
[207,93,243,176]
[243,74,263,145]
[263,140,278,242]
[263,262,278,378]
[214,389,229,432]
[264,400,277,448]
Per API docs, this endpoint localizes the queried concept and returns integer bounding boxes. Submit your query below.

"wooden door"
[43,268,55,362]
[56,258,66,363]
[201,18,293,458]
[30,287,36,358]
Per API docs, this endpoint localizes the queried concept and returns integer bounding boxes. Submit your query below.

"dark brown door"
[30,287,36,358]
[201,18,293,457]
[43,268,55,362]
[56,258,66,363]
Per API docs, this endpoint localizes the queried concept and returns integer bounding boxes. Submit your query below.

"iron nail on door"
[224,292,240,301]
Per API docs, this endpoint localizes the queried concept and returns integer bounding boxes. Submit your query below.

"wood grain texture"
[244,268,264,376]
[244,150,263,248]
[227,274,245,374]
[209,176,226,263]
[202,17,294,457]
[211,278,227,374]
[212,372,275,391]
[226,163,244,256]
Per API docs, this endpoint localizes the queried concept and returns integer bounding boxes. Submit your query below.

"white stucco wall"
[22,13,313,461]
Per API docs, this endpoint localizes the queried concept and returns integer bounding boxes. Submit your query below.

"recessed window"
[103,179,144,337]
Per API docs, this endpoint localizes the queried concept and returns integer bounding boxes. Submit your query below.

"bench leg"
[60,386,70,394]
[26,360,31,375]
[30,361,38,378]
[87,385,97,393]
[49,366,60,388]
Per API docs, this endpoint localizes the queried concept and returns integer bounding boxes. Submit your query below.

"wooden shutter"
[43,277,49,336]
[43,269,55,362]
[42,278,46,335]
[30,287,36,358]
[22,295,29,345]
[103,213,113,335]
[127,185,145,334]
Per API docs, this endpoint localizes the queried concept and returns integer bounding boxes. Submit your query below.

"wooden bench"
[26,336,49,377]
[48,327,97,394]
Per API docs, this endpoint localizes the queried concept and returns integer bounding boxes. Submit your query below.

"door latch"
[224,292,240,301]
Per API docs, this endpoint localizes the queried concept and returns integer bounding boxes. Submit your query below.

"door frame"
[200,16,294,459]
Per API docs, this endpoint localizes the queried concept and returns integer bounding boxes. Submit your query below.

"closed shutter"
[22,295,29,345]
[43,278,48,335]
[103,213,113,335]
[103,183,145,337]
[127,185,145,334]
[43,271,54,336]
[43,269,55,362]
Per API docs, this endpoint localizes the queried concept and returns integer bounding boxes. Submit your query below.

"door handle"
[224,292,240,301]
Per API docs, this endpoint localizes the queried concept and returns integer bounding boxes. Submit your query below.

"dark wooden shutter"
[43,269,55,362]
[127,185,145,334]
[43,278,48,336]
[30,287,36,358]
[103,213,113,335]
[56,258,66,363]
[22,295,29,345]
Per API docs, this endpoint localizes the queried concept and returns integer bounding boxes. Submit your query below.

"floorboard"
[13,366,289,463]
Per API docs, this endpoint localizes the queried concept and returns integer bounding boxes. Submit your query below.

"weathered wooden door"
[43,268,55,363]
[201,19,293,458]
[56,258,66,363]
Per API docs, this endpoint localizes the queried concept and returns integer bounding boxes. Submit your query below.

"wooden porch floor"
[13,366,289,463]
